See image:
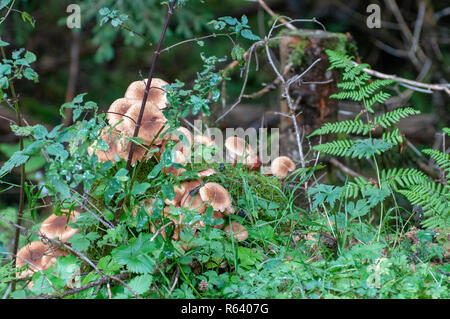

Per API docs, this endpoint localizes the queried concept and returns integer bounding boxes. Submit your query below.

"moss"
[277,28,357,66]
[287,39,308,66]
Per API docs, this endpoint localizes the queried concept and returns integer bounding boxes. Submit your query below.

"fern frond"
[422,149,450,178]
[373,107,420,129]
[345,177,373,199]
[381,128,404,146]
[313,140,355,157]
[346,139,393,159]
[309,119,371,137]
[381,168,428,189]
[398,183,450,228]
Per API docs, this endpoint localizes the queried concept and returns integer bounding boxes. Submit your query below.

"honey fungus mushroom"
[180,180,206,213]
[224,136,261,170]
[39,209,81,243]
[194,134,216,148]
[197,168,216,178]
[107,98,135,130]
[124,78,169,110]
[224,222,248,242]
[199,182,232,213]
[120,102,167,145]
[115,136,155,167]
[16,241,68,288]
[271,156,296,178]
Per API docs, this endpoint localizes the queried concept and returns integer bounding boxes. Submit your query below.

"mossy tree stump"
[278,29,357,162]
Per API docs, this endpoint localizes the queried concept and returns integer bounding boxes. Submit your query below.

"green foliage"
[326,49,394,113]
[0,4,447,301]
[311,50,448,231]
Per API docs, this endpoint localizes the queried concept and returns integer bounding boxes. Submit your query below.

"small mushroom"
[224,222,248,242]
[199,182,232,213]
[16,241,68,288]
[197,168,216,178]
[194,134,216,147]
[224,136,260,170]
[180,180,206,213]
[39,209,81,243]
[181,191,206,214]
[124,78,169,110]
[271,156,296,178]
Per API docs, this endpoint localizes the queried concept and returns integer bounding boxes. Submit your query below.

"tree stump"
[278,29,357,162]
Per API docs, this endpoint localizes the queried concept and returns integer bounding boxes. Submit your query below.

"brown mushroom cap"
[271,156,296,178]
[180,180,206,213]
[199,182,232,213]
[16,241,68,279]
[39,210,81,243]
[224,136,253,158]
[194,134,216,147]
[121,102,167,145]
[197,168,216,178]
[107,98,135,130]
[124,78,169,110]
[224,205,235,215]
[181,191,206,214]
[115,136,154,166]
[224,136,260,169]
[224,222,248,242]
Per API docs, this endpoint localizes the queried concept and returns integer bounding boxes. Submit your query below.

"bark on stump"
[278,29,357,162]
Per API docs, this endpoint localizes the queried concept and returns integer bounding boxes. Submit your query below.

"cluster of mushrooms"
[16,210,80,288]
[16,78,298,283]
